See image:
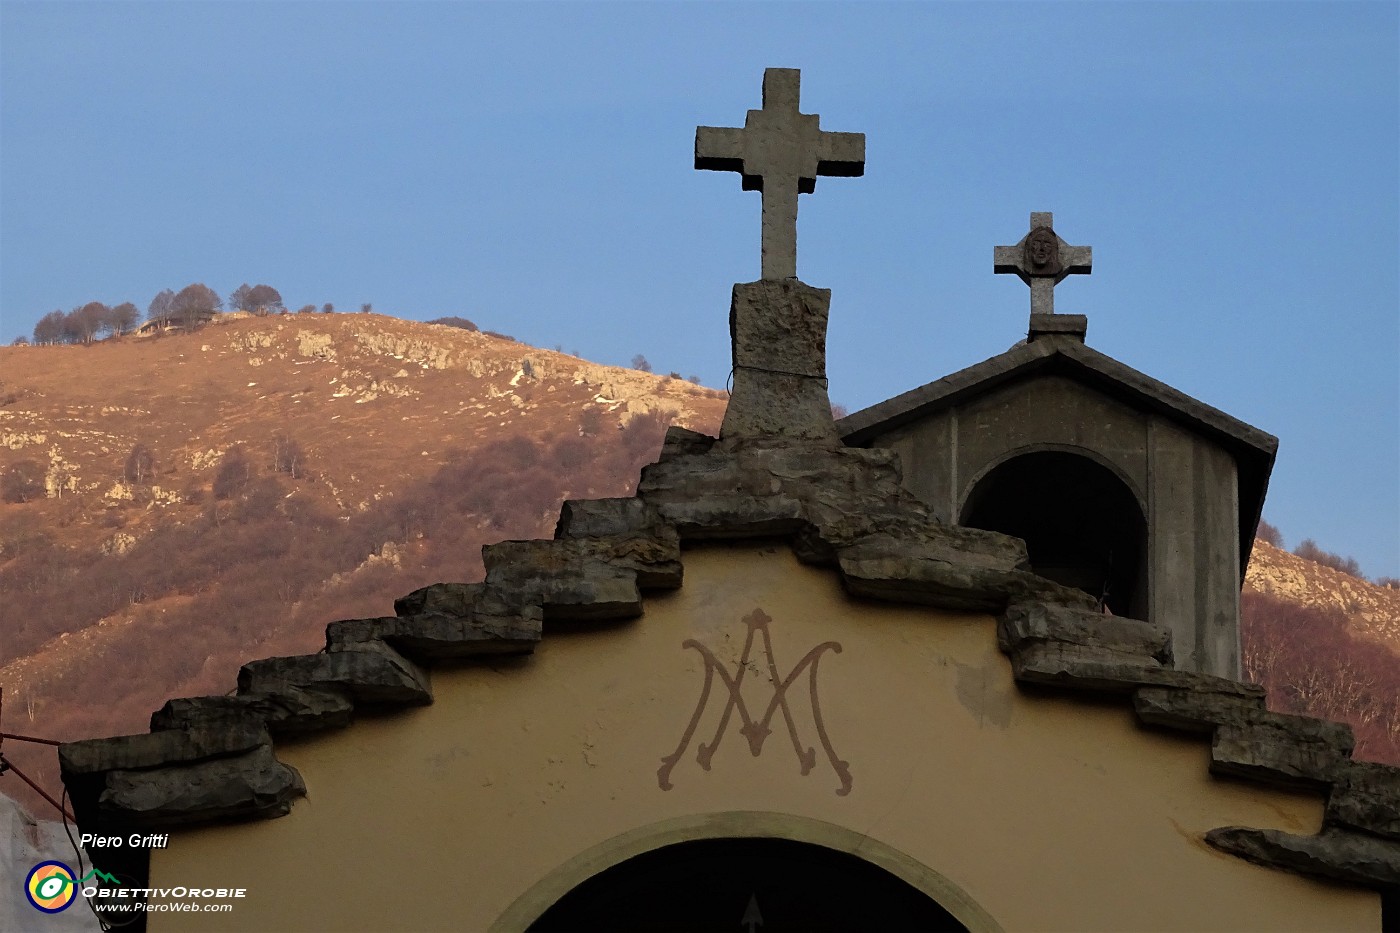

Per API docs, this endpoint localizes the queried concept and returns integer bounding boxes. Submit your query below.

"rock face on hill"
[0,314,726,817]
[1246,540,1400,649]
[0,313,722,524]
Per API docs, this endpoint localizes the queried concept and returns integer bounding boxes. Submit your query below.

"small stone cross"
[696,68,865,280]
[994,212,1092,316]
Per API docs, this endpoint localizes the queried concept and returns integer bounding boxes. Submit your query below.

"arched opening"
[529,836,969,932]
[961,451,1148,619]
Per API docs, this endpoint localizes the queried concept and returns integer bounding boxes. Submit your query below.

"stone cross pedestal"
[720,279,837,442]
[994,212,1092,340]
[696,68,864,444]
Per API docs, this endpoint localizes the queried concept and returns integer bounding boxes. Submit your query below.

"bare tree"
[578,408,605,437]
[2,460,44,502]
[360,303,372,314]
[1293,539,1363,578]
[321,302,334,314]
[247,284,284,316]
[171,283,222,331]
[271,434,306,479]
[213,446,252,499]
[1255,519,1283,547]
[124,443,156,485]
[33,310,65,345]
[297,304,316,314]
[59,309,82,344]
[427,316,477,331]
[108,302,139,336]
[1241,619,1283,687]
[229,283,254,314]
[147,289,175,324]
[73,302,109,342]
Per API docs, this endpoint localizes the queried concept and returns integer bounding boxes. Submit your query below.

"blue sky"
[2,2,1396,578]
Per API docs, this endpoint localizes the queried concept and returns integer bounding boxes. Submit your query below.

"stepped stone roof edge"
[58,407,1400,904]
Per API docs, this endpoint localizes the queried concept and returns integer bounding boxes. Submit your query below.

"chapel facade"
[55,68,1398,932]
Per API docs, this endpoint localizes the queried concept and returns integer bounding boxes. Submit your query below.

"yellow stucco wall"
[150,545,1377,931]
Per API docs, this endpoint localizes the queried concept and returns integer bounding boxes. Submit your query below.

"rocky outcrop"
[1246,539,1400,649]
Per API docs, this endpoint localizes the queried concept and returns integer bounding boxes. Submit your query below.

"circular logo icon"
[25,860,77,913]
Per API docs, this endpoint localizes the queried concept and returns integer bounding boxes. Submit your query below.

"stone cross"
[994,212,1092,316]
[696,68,865,280]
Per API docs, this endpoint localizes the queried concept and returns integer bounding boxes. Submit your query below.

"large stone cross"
[696,68,865,280]
[994,212,1092,317]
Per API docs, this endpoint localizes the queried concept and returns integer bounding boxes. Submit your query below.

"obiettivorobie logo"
[24,861,121,913]
[24,860,248,918]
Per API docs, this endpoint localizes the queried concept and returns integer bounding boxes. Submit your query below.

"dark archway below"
[961,451,1148,619]
[529,837,970,932]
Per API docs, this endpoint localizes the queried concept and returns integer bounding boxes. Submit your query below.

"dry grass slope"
[0,314,726,815]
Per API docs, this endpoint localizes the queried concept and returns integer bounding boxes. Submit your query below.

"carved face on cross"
[994,212,1093,317]
[1025,227,1060,274]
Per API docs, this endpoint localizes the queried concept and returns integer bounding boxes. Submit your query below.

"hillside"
[0,314,726,816]
[1242,541,1400,763]
[1,315,1396,820]
[1245,540,1400,647]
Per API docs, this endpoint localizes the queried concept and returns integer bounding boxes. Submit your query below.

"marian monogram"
[658,608,852,796]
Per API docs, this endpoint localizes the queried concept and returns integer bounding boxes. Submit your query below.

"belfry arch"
[960,450,1148,619]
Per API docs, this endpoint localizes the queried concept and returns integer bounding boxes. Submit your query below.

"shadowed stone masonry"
[57,405,1400,902]
[722,279,838,443]
[59,68,1398,911]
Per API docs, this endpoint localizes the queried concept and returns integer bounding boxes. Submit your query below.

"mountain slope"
[1242,541,1400,762]
[0,314,726,815]
[1245,539,1400,647]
